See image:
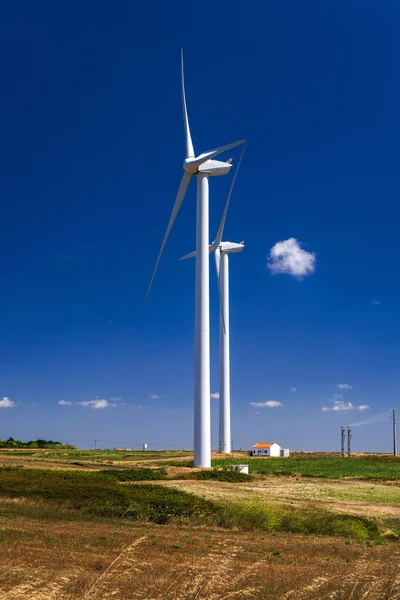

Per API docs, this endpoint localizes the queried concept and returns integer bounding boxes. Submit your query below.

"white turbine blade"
[146,171,193,298]
[215,144,246,245]
[215,248,226,335]
[188,139,246,170]
[181,49,194,159]
[179,250,196,261]
[214,246,221,277]
[180,245,215,261]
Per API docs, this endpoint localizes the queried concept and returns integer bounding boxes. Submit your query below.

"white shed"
[250,442,281,457]
[280,448,290,457]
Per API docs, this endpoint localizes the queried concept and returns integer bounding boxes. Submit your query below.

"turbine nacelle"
[199,159,233,177]
[218,241,244,253]
[184,156,240,176]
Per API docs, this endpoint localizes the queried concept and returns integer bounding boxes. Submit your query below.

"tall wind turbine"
[146,51,245,468]
[180,146,246,455]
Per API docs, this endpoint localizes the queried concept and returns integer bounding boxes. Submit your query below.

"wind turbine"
[146,51,245,468]
[180,145,246,454]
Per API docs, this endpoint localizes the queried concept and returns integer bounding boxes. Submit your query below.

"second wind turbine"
[147,51,245,468]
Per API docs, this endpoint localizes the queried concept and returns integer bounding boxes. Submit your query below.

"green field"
[0,449,192,461]
[0,467,380,539]
[211,455,400,480]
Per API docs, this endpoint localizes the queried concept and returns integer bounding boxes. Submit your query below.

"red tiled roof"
[252,442,275,449]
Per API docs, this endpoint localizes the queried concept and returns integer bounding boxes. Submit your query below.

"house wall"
[251,448,269,456]
[269,444,281,457]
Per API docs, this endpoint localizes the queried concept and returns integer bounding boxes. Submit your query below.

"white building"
[250,442,281,457]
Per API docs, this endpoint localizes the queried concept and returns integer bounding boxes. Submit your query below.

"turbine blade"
[180,245,215,261]
[189,139,246,169]
[179,250,196,261]
[215,144,246,245]
[215,248,226,335]
[181,49,194,159]
[214,246,221,277]
[146,171,193,298]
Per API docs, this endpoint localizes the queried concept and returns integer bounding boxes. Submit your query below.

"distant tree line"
[0,437,76,449]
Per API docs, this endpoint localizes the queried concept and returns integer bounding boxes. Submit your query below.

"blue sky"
[0,0,399,451]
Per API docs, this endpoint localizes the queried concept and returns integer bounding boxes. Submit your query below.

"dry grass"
[1,453,400,598]
[151,477,400,523]
[0,497,399,600]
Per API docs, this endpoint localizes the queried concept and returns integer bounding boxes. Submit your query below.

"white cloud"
[58,398,116,409]
[210,392,219,399]
[0,397,16,408]
[149,393,160,400]
[290,387,297,393]
[250,401,283,408]
[337,383,352,390]
[77,399,109,409]
[322,397,369,412]
[371,300,381,305]
[268,238,316,277]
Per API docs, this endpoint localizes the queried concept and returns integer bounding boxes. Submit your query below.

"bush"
[219,503,379,539]
[99,468,168,481]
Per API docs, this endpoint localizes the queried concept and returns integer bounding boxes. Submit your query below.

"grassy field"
[0,467,378,538]
[1,452,400,598]
[212,454,400,480]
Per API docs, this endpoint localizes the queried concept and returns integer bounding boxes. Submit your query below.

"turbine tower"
[147,51,245,468]
[181,146,246,455]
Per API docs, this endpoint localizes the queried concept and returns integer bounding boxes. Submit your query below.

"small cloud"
[250,401,283,408]
[255,411,260,414]
[0,397,16,408]
[268,238,316,277]
[371,300,381,305]
[337,384,352,390]
[322,397,369,412]
[290,387,297,393]
[210,392,219,399]
[149,393,160,400]
[58,397,121,409]
[77,399,109,409]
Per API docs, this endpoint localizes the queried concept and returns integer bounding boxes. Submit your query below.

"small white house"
[280,448,290,457]
[250,442,281,457]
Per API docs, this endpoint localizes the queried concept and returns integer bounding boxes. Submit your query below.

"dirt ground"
[0,497,400,600]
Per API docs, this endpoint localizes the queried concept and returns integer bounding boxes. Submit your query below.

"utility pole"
[393,409,397,456]
[341,426,345,457]
[94,438,97,463]
[347,426,352,457]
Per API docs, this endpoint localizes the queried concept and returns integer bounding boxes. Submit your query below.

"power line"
[349,410,393,428]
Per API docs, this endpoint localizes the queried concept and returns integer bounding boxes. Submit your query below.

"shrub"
[99,468,168,481]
